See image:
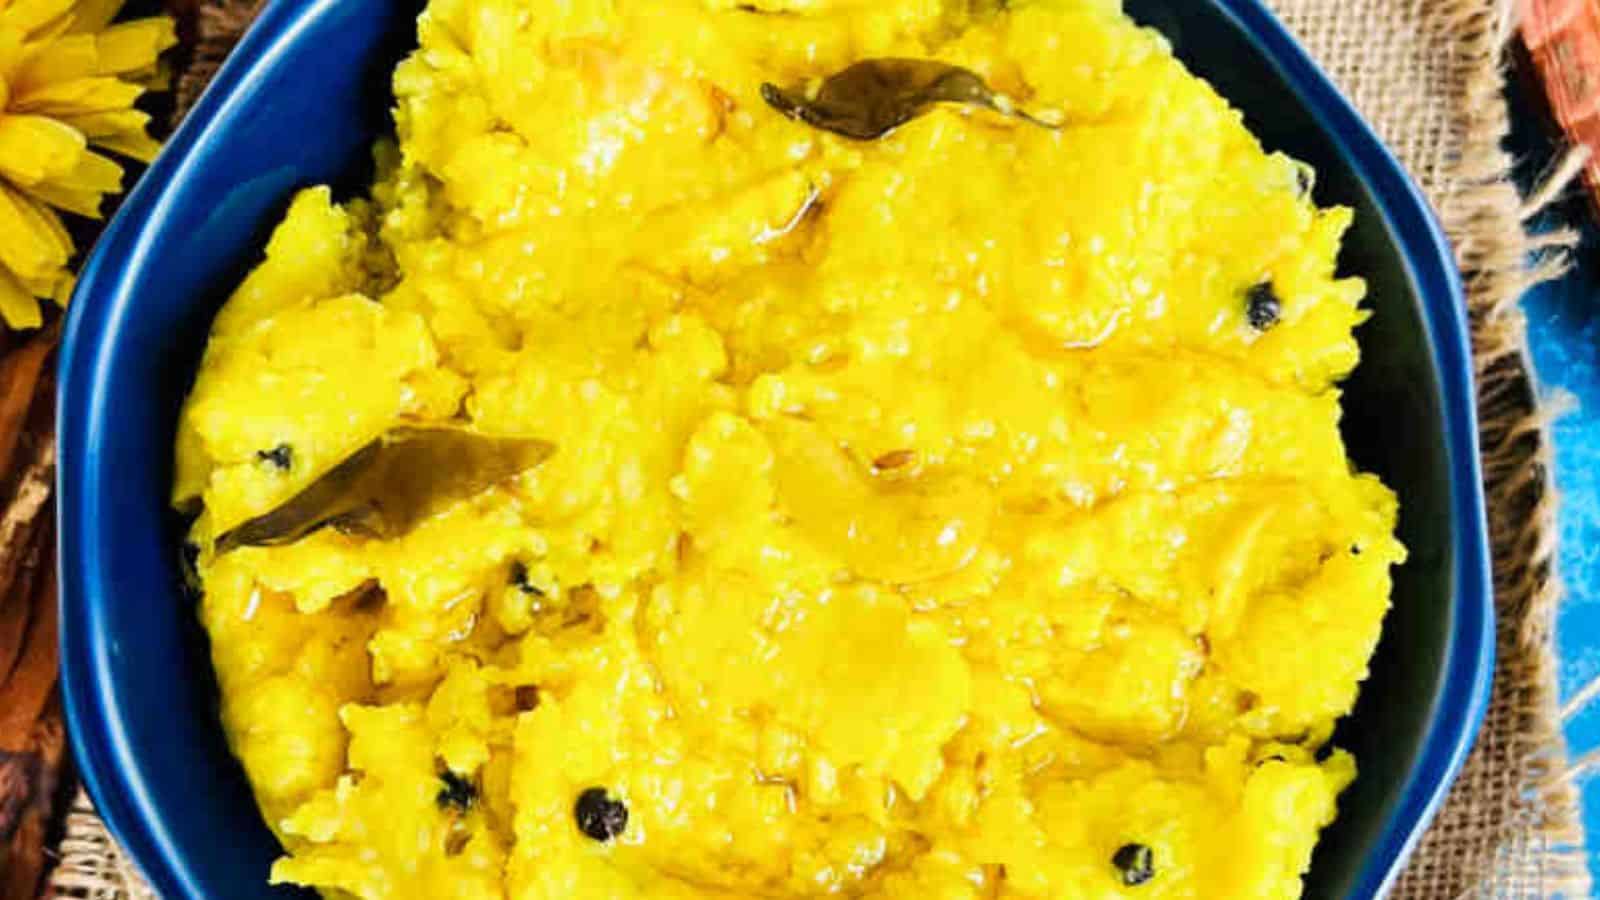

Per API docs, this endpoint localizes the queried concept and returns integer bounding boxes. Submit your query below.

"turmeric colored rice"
[172,1,1404,897]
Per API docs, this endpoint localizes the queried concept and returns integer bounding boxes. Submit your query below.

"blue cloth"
[1511,67,1600,883]
[1523,224,1600,882]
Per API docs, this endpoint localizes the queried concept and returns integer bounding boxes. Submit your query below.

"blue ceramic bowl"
[58,1,1494,897]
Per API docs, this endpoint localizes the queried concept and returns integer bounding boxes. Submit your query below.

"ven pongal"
[172,1,1404,897]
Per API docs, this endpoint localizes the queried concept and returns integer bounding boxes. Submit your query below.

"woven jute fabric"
[1267,1,1592,896]
[42,1,1591,897]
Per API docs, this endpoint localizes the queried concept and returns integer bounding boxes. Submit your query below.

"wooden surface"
[0,323,64,900]
[0,0,238,893]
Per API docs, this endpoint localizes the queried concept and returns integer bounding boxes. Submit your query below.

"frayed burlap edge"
[1380,0,1591,896]
[47,792,157,900]
[42,0,1595,898]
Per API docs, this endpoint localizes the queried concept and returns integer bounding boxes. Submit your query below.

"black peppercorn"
[1246,282,1282,332]
[1112,843,1155,887]
[256,444,293,471]
[574,787,628,842]
[436,770,477,812]
[510,561,545,597]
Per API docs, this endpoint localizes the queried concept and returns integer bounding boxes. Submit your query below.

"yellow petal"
[12,32,96,89]
[65,0,124,35]
[61,109,160,164]
[0,267,45,330]
[56,146,121,192]
[58,105,146,138]
[0,184,72,281]
[26,9,73,44]
[120,56,170,90]
[95,18,175,74]
[16,268,61,296]
[13,75,142,115]
[20,179,103,217]
[52,270,74,307]
[0,0,74,35]
[26,183,69,251]
[52,144,120,190]
[86,129,158,162]
[21,146,121,215]
[0,24,25,85]
[0,113,85,186]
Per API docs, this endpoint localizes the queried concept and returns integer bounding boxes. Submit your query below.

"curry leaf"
[215,427,554,552]
[761,58,1059,141]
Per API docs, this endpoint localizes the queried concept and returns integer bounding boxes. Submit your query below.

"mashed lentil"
[173,1,1404,897]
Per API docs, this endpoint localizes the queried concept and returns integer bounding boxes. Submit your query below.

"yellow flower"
[0,0,175,329]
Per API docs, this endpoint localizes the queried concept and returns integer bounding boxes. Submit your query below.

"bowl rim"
[57,1,1494,897]
[1208,3,1493,894]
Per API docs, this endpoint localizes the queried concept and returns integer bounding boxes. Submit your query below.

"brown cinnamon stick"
[0,322,58,487]
[0,526,61,900]
[0,406,57,691]
[0,513,50,714]
[0,538,58,754]
[0,285,61,900]
[0,708,64,900]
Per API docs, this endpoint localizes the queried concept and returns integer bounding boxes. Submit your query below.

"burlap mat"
[40,0,1593,897]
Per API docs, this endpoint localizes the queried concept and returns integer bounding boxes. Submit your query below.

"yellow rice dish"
[172,1,1404,897]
